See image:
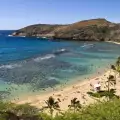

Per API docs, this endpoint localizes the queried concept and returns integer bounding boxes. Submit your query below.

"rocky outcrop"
[12,18,120,42]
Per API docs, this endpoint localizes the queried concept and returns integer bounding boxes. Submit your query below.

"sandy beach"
[14,69,120,111]
[106,41,120,45]
[13,41,120,111]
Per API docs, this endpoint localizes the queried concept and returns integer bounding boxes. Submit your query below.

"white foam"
[54,48,68,55]
[34,54,55,62]
[81,44,94,48]
[8,35,13,37]
[0,64,22,69]
[34,48,67,62]
[57,48,66,52]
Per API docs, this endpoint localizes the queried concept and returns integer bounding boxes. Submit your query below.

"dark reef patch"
[33,79,60,89]
[0,91,10,99]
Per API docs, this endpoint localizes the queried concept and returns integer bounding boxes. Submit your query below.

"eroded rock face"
[12,18,120,42]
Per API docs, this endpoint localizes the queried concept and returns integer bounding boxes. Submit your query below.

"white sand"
[106,41,120,45]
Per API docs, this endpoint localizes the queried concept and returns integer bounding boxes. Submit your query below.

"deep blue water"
[0,30,120,100]
[0,31,72,64]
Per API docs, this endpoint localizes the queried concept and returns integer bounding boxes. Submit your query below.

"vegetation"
[43,96,60,117]
[0,101,41,120]
[51,99,120,120]
[111,57,120,76]
[1,99,120,120]
[13,18,120,42]
[68,98,81,113]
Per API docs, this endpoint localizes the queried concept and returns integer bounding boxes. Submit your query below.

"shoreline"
[106,41,120,45]
[14,69,112,110]
[11,41,120,110]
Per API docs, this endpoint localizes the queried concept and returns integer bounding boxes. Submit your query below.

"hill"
[12,18,120,42]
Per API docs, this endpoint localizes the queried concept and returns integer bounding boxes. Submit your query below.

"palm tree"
[104,75,116,101]
[43,96,60,117]
[111,57,120,78]
[68,98,81,113]
[116,57,120,75]
[106,75,116,92]
[111,64,120,77]
[116,57,120,66]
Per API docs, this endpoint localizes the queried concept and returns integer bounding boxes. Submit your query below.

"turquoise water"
[0,30,120,100]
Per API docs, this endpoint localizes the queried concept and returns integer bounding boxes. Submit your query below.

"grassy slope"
[1,99,120,120]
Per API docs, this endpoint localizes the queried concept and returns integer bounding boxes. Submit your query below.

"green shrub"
[12,103,40,116]
[0,101,15,111]
[51,99,120,120]
[1,99,120,120]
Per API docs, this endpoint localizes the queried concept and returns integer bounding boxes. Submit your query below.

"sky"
[0,0,120,30]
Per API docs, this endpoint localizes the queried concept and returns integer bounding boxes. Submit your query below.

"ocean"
[0,30,120,101]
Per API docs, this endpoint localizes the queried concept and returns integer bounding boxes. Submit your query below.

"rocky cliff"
[12,18,120,42]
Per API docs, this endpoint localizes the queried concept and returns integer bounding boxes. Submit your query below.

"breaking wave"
[0,64,22,69]
[33,54,55,62]
[34,48,68,62]
[81,44,94,48]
